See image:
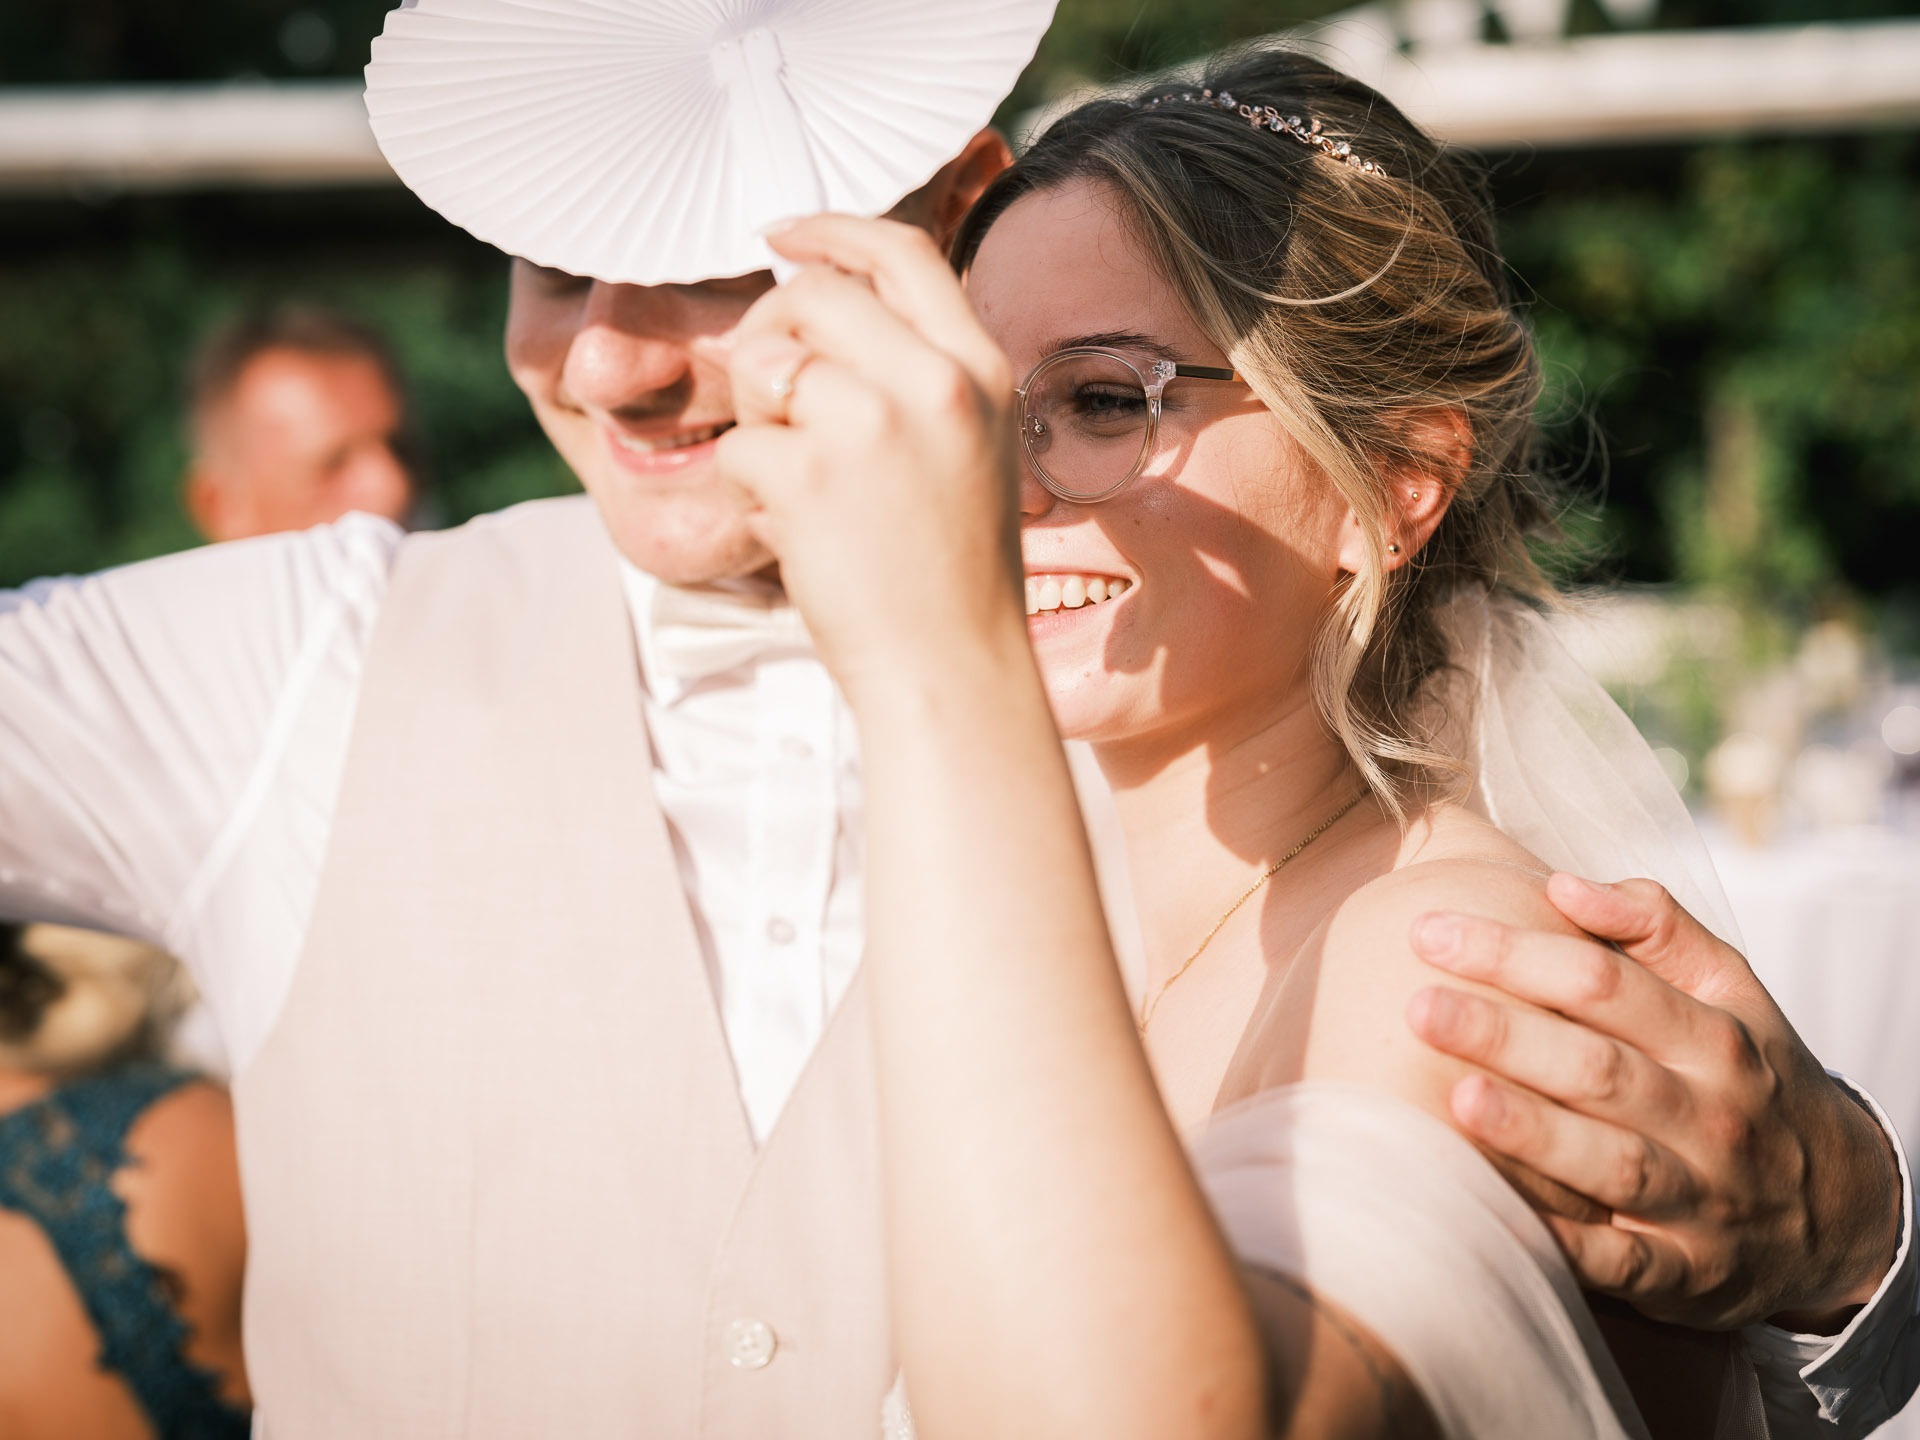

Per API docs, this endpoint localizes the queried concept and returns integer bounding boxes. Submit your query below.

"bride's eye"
[1069,382,1149,429]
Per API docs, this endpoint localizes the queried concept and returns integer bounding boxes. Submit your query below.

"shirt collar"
[620,559,806,707]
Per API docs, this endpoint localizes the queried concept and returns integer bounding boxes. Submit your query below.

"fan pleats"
[367,0,1058,284]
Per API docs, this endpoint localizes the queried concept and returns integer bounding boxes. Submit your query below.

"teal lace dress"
[0,1064,251,1439]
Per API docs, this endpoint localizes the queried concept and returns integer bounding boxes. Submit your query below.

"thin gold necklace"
[1136,787,1371,1034]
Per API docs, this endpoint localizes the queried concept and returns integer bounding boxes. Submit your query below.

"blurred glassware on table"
[1559,593,1920,841]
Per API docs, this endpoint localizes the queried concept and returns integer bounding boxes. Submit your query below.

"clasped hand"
[708,216,1027,706]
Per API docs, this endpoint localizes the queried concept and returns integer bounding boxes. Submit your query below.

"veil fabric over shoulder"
[1195,1082,1655,1440]
[1436,589,1744,950]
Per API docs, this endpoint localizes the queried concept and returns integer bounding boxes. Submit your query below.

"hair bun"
[0,925,189,1076]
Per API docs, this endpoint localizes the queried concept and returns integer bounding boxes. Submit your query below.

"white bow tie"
[647,581,812,690]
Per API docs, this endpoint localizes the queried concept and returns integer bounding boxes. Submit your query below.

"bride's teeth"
[1023,574,1131,616]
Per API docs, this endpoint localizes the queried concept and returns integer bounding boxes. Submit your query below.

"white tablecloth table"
[1707,823,1920,1436]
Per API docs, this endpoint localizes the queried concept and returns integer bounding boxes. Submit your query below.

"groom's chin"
[589,486,777,588]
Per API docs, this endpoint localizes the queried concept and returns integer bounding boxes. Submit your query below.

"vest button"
[724,1317,778,1370]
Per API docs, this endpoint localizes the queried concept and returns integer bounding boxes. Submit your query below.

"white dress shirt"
[0,513,860,1141]
[620,562,865,1140]
[0,510,1914,1431]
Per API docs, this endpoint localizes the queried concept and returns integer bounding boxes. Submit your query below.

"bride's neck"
[1093,695,1361,988]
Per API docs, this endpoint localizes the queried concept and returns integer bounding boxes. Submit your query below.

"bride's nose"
[1016,440,1059,520]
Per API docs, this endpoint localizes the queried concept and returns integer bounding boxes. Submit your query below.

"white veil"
[1435,589,1745,952]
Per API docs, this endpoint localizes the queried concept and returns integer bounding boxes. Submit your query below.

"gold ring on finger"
[769,353,813,423]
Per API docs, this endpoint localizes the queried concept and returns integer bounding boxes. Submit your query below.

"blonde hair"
[0,924,192,1077]
[955,47,1558,814]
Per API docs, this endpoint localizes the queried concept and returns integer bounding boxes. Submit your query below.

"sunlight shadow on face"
[970,178,1356,771]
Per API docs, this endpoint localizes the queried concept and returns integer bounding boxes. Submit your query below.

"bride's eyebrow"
[1045,329,1177,358]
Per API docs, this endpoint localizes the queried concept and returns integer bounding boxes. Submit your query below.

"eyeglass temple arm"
[1172,363,1239,382]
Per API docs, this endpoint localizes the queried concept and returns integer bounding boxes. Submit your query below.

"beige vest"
[233,496,894,1438]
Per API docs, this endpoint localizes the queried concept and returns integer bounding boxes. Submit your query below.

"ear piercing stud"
[1387,543,1401,555]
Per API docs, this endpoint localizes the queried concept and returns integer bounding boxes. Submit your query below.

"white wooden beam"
[1,19,1918,195]
[0,82,385,193]
[1300,15,1920,148]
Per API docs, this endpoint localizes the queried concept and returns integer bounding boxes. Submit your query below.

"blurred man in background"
[170,303,425,1076]
[0,305,419,1438]
[183,305,417,541]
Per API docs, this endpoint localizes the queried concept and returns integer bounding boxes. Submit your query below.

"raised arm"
[711,216,1266,1440]
[0,518,397,1029]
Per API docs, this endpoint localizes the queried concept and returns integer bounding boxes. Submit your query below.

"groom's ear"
[887,128,1013,255]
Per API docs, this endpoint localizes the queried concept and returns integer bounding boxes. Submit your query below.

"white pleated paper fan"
[365,0,1059,284]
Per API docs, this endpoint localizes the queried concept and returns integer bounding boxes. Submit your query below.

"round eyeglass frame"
[1015,346,1241,503]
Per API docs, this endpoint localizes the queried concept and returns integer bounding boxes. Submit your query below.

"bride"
[715,47,1753,1439]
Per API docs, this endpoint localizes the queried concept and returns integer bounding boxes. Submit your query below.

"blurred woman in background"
[0,922,249,1439]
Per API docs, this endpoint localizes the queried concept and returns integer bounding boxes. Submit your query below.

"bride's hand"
[711,216,1026,706]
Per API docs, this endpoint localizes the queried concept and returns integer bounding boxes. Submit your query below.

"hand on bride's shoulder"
[1236,807,1579,1133]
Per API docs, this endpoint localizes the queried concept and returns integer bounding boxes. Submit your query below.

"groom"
[0,74,1912,1440]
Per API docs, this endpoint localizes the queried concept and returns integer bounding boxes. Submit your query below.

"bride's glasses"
[1017,346,1241,503]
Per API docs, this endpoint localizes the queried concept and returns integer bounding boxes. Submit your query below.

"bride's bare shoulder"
[1240,803,1583,1127]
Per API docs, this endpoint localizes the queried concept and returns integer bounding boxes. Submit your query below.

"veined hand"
[1407,873,1901,1331]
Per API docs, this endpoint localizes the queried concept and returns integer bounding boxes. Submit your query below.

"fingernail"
[1458,1075,1506,1129]
[1554,873,1611,896]
[1412,912,1463,961]
[757,216,803,238]
[1408,986,1461,1038]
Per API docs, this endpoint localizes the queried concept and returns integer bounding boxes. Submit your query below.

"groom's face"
[505,263,780,586]
[503,129,1012,587]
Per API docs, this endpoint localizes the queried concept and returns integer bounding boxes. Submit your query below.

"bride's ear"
[1335,409,1471,575]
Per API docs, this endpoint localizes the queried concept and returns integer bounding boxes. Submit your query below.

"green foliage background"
[0,191,576,580]
[1506,135,1920,605]
[1,0,1916,644]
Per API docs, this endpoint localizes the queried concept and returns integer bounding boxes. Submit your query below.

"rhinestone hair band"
[1134,88,1387,177]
